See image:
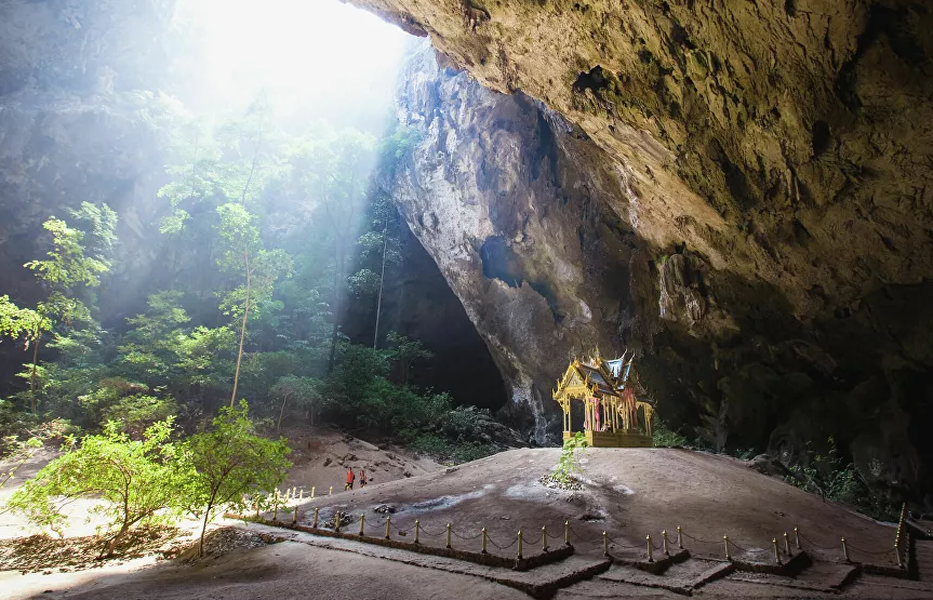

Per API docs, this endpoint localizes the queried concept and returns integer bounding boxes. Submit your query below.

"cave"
[1,0,933,528]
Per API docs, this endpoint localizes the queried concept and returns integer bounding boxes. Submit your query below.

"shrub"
[552,431,588,486]
[180,401,291,556]
[652,418,689,448]
[5,418,191,556]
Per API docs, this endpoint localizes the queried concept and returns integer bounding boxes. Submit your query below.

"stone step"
[727,561,859,593]
[598,557,734,595]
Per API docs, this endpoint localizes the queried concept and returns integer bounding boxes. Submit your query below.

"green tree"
[10,203,118,412]
[215,203,292,406]
[385,331,433,386]
[553,431,588,486]
[6,417,190,556]
[181,401,291,557]
[270,375,319,431]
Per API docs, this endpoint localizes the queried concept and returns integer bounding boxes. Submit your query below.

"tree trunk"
[29,329,41,413]
[231,250,251,407]
[277,391,292,432]
[327,242,341,374]
[199,497,215,558]
[373,217,389,350]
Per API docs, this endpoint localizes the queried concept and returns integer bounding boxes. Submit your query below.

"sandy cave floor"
[2,439,933,599]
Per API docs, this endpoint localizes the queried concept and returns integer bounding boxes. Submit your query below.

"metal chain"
[486,533,518,550]
[569,525,597,542]
[606,534,642,549]
[682,531,723,546]
[847,542,896,557]
[417,524,443,538]
[451,528,484,541]
[522,531,542,546]
[798,531,844,550]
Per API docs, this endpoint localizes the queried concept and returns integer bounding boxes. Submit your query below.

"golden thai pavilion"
[552,349,654,448]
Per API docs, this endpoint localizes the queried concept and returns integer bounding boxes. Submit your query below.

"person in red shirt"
[345,467,355,491]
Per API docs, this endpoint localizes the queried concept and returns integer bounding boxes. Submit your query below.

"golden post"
[895,543,902,568]
[313,507,319,528]
[329,486,333,496]
[359,514,365,536]
[841,537,849,562]
[299,489,304,501]
[385,517,391,540]
[481,528,487,554]
[517,530,524,559]
[783,532,791,556]
[414,520,420,544]
[542,525,548,552]
[646,535,653,562]
[446,523,452,549]
[603,531,609,557]
[662,530,670,556]
[793,527,800,550]
[723,535,731,560]
[772,538,782,565]
[311,486,315,499]
[677,526,683,549]
[565,520,570,546]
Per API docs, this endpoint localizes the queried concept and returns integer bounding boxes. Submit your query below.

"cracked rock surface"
[359,0,933,499]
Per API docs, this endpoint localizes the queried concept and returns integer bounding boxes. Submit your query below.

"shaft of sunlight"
[172,0,411,129]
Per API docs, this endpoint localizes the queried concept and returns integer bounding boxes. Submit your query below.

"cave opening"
[0,0,509,435]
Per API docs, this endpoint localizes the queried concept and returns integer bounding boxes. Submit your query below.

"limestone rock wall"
[381,31,933,495]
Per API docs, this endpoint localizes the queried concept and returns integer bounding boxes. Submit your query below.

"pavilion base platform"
[564,430,653,448]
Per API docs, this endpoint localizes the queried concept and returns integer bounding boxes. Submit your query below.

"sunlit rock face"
[369,0,933,493]
[383,45,655,444]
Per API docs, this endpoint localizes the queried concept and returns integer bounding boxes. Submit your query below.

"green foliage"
[553,431,588,486]
[269,375,319,430]
[652,418,689,448]
[181,401,291,556]
[0,419,69,490]
[0,296,47,345]
[6,418,191,554]
[782,437,900,521]
[406,433,497,464]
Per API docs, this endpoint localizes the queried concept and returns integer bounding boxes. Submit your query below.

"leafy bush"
[782,437,900,521]
[6,418,191,556]
[406,432,497,464]
[652,418,689,448]
[180,401,291,556]
[552,431,588,486]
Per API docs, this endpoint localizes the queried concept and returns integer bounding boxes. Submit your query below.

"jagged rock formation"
[358,0,933,498]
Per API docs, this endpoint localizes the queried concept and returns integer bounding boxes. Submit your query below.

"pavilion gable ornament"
[552,349,655,448]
